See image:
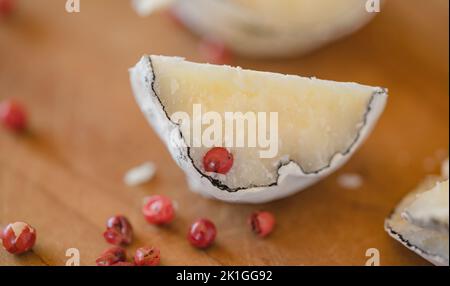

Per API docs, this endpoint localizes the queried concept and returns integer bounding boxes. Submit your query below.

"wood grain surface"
[0,0,448,266]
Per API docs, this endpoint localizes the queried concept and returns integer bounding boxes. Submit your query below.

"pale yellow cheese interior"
[151,56,376,189]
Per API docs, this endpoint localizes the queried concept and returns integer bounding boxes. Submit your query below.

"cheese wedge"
[130,55,387,203]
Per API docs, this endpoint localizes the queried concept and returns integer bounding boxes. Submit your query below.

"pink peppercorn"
[1,222,36,255]
[134,246,160,266]
[0,0,15,18]
[95,246,127,266]
[187,219,217,249]
[142,195,175,225]
[103,215,133,246]
[249,211,275,238]
[203,147,233,174]
[0,99,27,132]
[199,38,233,65]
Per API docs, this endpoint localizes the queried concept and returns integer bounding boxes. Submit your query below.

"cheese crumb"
[337,173,364,190]
[124,162,157,187]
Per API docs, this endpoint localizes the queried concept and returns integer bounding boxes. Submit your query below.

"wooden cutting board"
[0,0,448,266]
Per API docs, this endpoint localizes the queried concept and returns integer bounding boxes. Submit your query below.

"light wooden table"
[0,0,448,266]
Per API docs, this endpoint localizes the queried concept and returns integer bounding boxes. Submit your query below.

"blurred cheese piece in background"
[133,0,382,58]
[386,177,449,266]
[132,0,174,16]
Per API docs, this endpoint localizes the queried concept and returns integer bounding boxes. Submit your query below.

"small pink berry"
[103,215,133,246]
[1,222,36,255]
[249,211,275,238]
[199,38,233,65]
[203,147,233,174]
[187,219,217,249]
[0,99,27,132]
[0,0,15,18]
[142,195,175,225]
[134,246,160,266]
[95,246,127,266]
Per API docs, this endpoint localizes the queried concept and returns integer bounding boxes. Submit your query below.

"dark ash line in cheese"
[385,220,446,263]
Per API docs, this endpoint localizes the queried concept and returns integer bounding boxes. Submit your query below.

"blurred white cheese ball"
[134,0,382,58]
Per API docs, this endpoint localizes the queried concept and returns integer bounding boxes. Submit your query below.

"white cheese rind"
[385,177,449,266]
[402,180,449,233]
[130,55,387,203]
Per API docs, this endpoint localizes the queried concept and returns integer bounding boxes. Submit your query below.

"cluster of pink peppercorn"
[0,210,275,263]
[95,195,275,266]
[97,215,161,266]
